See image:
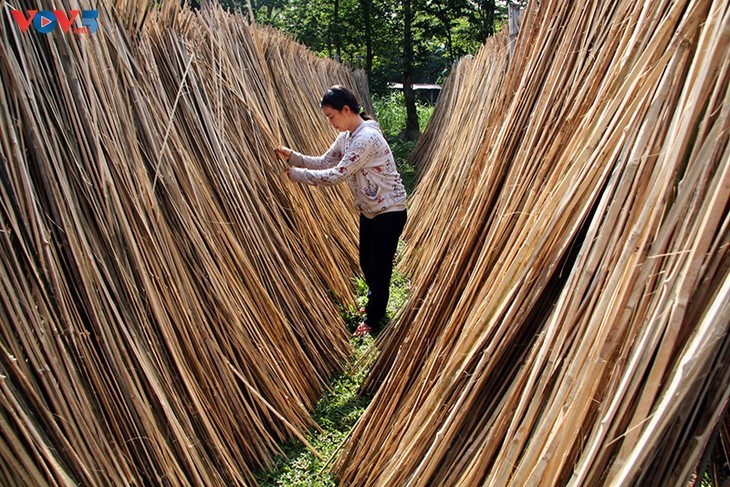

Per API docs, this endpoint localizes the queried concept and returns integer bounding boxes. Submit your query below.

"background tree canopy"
[208,0,513,95]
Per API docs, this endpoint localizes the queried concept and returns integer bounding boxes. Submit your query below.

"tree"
[251,0,288,22]
[465,0,507,43]
[359,0,374,81]
[402,0,420,139]
[421,0,468,64]
[332,0,342,60]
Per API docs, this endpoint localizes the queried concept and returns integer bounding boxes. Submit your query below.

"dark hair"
[321,85,372,120]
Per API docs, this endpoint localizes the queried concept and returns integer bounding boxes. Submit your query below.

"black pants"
[359,210,407,329]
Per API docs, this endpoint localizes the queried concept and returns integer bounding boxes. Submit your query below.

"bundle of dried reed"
[335,0,729,484]
[0,0,367,484]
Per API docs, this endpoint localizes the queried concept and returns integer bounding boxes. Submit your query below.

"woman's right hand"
[275,146,292,162]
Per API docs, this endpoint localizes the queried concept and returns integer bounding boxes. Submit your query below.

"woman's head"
[320,85,371,121]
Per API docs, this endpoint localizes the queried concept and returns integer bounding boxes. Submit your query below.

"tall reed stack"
[336,0,729,485]
[0,1,366,484]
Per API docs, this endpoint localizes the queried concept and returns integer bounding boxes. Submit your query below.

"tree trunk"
[445,25,454,64]
[333,0,341,61]
[480,0,496,42]
[402,0,420,140]
[360,0,374,81]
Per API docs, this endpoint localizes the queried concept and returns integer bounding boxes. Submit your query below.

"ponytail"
[357,105,372,121]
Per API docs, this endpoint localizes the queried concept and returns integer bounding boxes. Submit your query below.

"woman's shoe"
[353,322,372,337]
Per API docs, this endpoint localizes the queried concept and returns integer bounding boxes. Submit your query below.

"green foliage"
[390,137,418,195]
[702,471,713,487]
[372,91,434,137]
[255,332,376,486]
[237,0,510,92]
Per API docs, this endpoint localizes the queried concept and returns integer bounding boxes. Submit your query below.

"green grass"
[390,137,418,196]
[372,92,434,138]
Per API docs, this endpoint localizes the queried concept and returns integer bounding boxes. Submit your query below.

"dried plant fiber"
[334,0,730,485]
[0,0,367,484]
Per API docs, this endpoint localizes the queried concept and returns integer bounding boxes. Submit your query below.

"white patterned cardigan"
[289,120,407,219]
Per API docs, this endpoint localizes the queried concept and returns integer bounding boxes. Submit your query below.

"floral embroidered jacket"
[288,120,407,219]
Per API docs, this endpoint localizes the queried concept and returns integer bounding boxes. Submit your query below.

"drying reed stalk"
[334,0,729,484]
[0,0,367,484]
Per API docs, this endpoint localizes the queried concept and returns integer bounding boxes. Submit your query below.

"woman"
[275,85,407,337]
